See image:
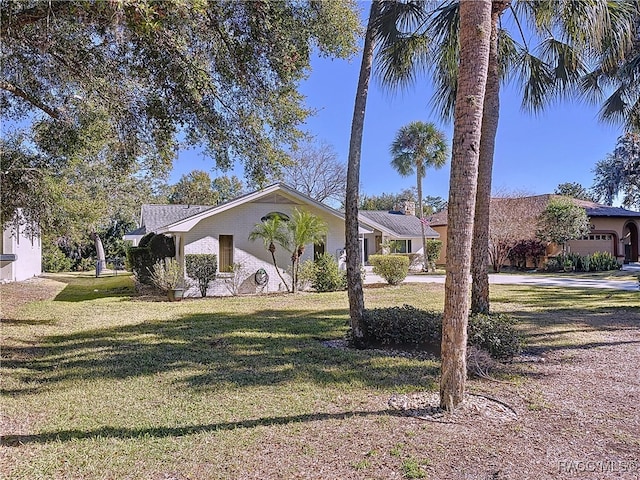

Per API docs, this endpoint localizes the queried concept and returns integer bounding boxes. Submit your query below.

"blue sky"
[171,52,625,203]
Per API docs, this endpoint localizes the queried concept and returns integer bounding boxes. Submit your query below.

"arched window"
[261,212,290,222]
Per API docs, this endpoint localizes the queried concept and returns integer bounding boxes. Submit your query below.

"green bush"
[312,253,347,292]
[425,240,442,270]
[468,313,523,360]
[362,305,442,348]
[138,232,155,247]
[589,251,619,271]
[126,246,154,284]
[359,306,523,360]
[75,257,95,272]
[42,242,73,273]
[185,254,217,297]
[369,254,409,285]
[148,234,176,259]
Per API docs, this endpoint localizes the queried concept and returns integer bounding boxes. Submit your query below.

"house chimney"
[400,199,415,216]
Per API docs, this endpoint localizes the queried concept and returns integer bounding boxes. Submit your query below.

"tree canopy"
[554,182,597,202]
[168,171,244,206]
[592,132,640,210]
[536,197,591,251]
[1,0,361,224]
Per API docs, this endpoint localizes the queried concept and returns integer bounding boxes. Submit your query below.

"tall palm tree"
[345,0,427,346]
[390,121,447,272]
[440,0,492,411]
[345,0,382,346]
[375,0,638,314]
[288,208,327,293]
[248,215,291,292]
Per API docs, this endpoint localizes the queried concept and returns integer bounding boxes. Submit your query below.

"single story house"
[1,212,42,283]
[429,194,640,266]
[124,184,439,296]
[359,199,439,263]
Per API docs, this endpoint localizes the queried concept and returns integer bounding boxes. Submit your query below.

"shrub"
[425,240,442,270]
[126,246,154,284]
[369,254,409,285]
[149,258,184,292]
[148,234,176,259]
[312,253,347,292]
[75,257,96,272]
[361,305,442,348]
[589,251,619,271]
[138,232,155,247]
[359,306,522,360]
[42,242,73,273]
[185,254,217,297]
[468,313,523,360]
[296,260,316,291]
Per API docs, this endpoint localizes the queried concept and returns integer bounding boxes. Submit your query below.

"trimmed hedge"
[359,305,523,359]
[185,254,217,297]
[126,246,154,284]
[369,254,409,285]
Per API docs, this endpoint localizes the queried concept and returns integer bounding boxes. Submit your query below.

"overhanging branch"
[0,80,62,120]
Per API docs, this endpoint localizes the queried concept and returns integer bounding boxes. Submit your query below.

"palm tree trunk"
[270,250,290,293]
[346,0,381,347]
[440,0,492,411]
[470,2,508,314]
[417,170,428,272]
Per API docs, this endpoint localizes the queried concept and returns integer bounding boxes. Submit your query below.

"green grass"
[1,274,639,479]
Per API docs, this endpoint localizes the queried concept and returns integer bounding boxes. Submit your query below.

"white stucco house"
[124,183,439,296]
[1,213,42,283]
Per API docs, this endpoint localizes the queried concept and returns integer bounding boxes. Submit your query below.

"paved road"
[364,264,640,292]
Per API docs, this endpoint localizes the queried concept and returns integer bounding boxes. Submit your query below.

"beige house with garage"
[428,195,640,267]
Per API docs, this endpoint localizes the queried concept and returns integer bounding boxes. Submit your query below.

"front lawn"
[2,274,639,479]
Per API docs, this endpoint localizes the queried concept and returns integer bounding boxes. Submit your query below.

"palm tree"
[375,0,638,313]
[439,0,492,411]
[345,0,382,346]
[390,121,447,272]
[248,215,291,292]
[287,208,327,293]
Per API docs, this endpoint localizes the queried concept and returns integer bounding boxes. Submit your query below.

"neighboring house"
[358,200,440,263]
[124,185,441,296]
[1,212,42,283]
[429,194,640,266]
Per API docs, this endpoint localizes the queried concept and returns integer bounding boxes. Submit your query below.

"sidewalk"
[363,264,640,292]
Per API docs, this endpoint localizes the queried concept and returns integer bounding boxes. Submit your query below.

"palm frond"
[375,33,431,91]
[497,28,520,82]
[517,50,555,113]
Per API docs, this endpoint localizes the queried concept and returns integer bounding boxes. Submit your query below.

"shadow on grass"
[47,273,135,302]
[2,308,440,395]
[1,409,401,446]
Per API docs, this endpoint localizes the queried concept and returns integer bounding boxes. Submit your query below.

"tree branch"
[0,80,63,119]
[0,2,72,38]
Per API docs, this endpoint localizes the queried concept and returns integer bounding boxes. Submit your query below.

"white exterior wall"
[181,200,346,296]
[1,223,42,282]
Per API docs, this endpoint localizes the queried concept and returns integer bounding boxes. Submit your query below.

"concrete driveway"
[364,263,640,292]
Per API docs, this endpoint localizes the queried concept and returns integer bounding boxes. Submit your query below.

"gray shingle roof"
[359,211,439,238]
[138,204,214,234]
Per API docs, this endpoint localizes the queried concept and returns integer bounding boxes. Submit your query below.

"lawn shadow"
[46,273,135,302]
[2,307,440,395]
[1,409,402,446]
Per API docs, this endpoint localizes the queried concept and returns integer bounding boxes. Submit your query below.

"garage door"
[569,234,614,256]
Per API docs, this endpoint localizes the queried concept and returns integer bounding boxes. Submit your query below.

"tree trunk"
[440,0,492,411]
[470,2,507,314]
[345,0,380,347]
[417,169,428,272]
[270,249,290,292]
[91,232,106,277]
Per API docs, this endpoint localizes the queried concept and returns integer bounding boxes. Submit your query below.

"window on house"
[314,237,326,260]
[389,239,411,253]
[219,235,233,272]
